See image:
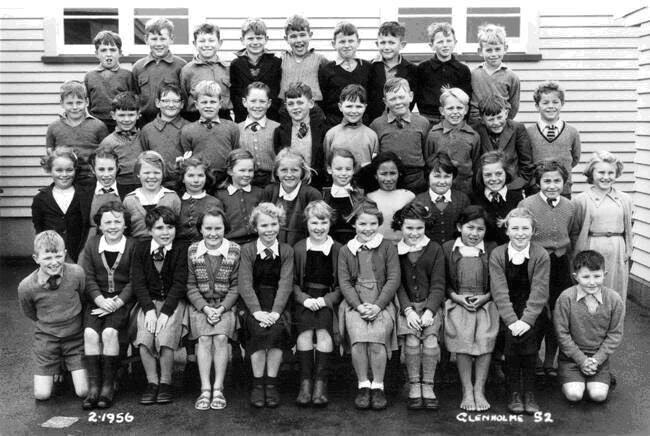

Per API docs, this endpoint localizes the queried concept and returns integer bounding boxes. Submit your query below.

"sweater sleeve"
[592,293,625,365]
[18,283,37,322]
[489,247,519,326]
[117,243,134,304]
[186,252,209,311]
[237,245,262,312]
[131,244,155,313]
[425,245,446,312]
[508,74,520,119]
[272,245,294,314]
[221,254,240,311]
[78,240,102,302]
[338,248,362,308]
[515,124,534,186]
[571,129,582,168]
[292,243,310,305]
[553,292,588,365]
[31,194,46,234]
[375,243,400,309]
[180,126,192,153]
[520,248,550,326]
[161,246,189,316]
[323,244,342,308]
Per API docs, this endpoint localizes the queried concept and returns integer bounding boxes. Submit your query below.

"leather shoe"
[508,392,524,414]
[423,397,439,410]
[250,383,265,408]
[156,383,173,404]
[312,379,328,407]
[140,383,158,405]
[407,396,423,410]
[524,391,540,414]
[354,387,371,409]
[265,383,280,408]
[370,388,387,410]
[296,379,312,406]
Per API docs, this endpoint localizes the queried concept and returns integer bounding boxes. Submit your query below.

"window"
[133,8,189,46]
[63,8,118,45]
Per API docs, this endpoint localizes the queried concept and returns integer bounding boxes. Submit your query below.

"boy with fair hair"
[181,23,231,122]
[132,18,186,125]
[18,231,88,400]
[415,23,472,126]
[554,250,624,403]
[84,30,135,132]
[319,21,372,128]
[367,21,417,122]
[370,78,430,193]
[230,18,282,123]
[469,24,520,124]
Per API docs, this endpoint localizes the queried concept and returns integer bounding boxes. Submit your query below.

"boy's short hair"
[427,22,455,42]
[93,200,130,230]
[383,77,411,96]
[573,250,606,272]
[192,80,222,100]
[284,82,313,100]
[111,91,139,112]
[479,94,511,116]
[327,148,358,170]
[333,21,359,40]
[145,205,178,230]
[426,151,458,177]
[193,23,220,41]
[378,21,405,39]
[285,14,311,34]
[533,81,565,105]
[145,17,174,36]
[156,83,183,101]
[93,30,122,50]
[89,148,119,170]
[339,84,367,104]
[304,200,334,224]
[245,81,271,99]
[583,151,624,184]
[477,23,507,47]
[196,206,231,235]
[534,159,569,184]
[60,80,87,101]
[41,147,78,173]
[134,150,166,179]
[250,202,286,227]
[439,87,469,107]
[241,18,267,37]
[33,230,65,255]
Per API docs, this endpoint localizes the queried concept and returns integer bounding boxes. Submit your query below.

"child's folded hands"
[508,320,531,336]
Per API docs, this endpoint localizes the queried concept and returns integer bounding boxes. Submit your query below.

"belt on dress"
[588,232,624,237]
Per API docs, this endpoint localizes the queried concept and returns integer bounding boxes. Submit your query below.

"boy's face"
[440,96,467,125]
[96,43,121,70]
[539,170,564,200]
[155,91,183,120]
[479,42,507,68]
[482,109,508,134]
[61,94,88,122]
[196,94,221,121]
[33,248,65,277]
[256,213,280,246]
[376,34,405,63]
[428,168,453,195]
[332,33,359,60]
[149,217,176,247]
[146,29,173,58]
[193,31,221,60]
[338,97,366,124]
[93,157,118,188]
[111,109,139,132]
[536,91,563,123]
[573,266,606,295]
[243,88,271,121]
[430,31,456,62]
[285,95,313,122]
[384,86,413,117]
[285,29,312,57]
[242,31,268,57]
[327,155,354,187]
[99,211,126,243]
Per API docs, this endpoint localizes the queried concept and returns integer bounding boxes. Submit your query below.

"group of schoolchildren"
[18,13,631,419]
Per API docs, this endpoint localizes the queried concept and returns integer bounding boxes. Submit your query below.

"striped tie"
[546,125,556,140]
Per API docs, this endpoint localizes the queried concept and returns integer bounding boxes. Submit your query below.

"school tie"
[297,122,309,139]
[491,191,503,205]
[46,274,61,290]
[200,120,216,130]
[547,197,556,208]
[395,117,404,129]
[435,195,447,211]
[101,187,115,194]
[152,246,165,262]
[249,121,260,132]
[545,125,556,140]
[264,248,274,259]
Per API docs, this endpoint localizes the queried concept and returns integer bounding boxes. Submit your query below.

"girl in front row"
[490,207,549,415]
[187,207,240,410]
[443,205,498,412]
[393,201,445,410]
[294,201,342,407]
[238,203,294,408]
[338,199,400,411]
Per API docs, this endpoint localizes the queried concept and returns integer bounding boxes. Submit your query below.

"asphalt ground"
[1,258,649,436]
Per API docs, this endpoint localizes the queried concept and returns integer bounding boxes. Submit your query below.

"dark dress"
[327,196,355,244]
[294,251,334,335]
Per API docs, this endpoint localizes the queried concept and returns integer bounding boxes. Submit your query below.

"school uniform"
[186,239,240,341]
[318,59,372,127]
[122,188,181,240]
[99,128,144,197]
[89,182,121,236]
[84,66,136,130]
[415,189,470,246]
[180,118,239,177]
[180,55,231,120]
[215,184,264,245]
[176,192,223,243]
[366,55,418,121]
[469,63,521,124]
[279,49,328,102]
[139,115,190,188]
[238,117,280,187]
[323,121,379,169]
[322,185,364,244]
[238,239,294,353]
[367,189,415,243]
[470,187,523,245]
[132,52,186,124]
[230,50,282,122]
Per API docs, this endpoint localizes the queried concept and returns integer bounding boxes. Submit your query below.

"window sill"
[41,53,542,65]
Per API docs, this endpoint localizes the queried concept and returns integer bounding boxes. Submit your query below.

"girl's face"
[328,155,354,187]
[93,157,118,188]
[307,216,330,243]
[482,161,507,193]
[592,161,617,192]
[228,159,254,188]
[375,160,399,191]
[51,157,75,190]
[457,218,486,247]
[440,95,467,126]
[428,168,453,195]
[277,158,302,192]
[256,213,280,246]
[98,211,125,243]
[149,217,176,247]
[183,165,207,195]
[138,161,163,192]
[201,214,225,249]
[402,218,426,246]
[539,170,564,200]
[354,212,380,243]
[506,216,534,250]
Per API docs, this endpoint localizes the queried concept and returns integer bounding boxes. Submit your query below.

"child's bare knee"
[84,328,100,344]
[423,336,439,349]
[198,336,212,346]
[101,328,118,343]
[587,384,609,403]
[562,384,584,402]
[213,335,228,347]
[369,343,385,354]
[405,335,420,347]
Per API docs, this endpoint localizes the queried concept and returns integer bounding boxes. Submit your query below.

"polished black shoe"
[156,383,174,404]
[407,396,423,410]
[370,389,387,410]
[508,392,525,414]
[250,384,265,408]
[312,379,329,407]
[524,391,540,414]
[140,383,158,405]
[423,397,440,410]
[265,383,280,408]
[296,379,312,406]
[354,387,371,409]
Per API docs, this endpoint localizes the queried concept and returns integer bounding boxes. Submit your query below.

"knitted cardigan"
[442,239,497,296]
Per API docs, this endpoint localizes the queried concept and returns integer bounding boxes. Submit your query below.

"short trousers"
[558,353,611,385]
[33,329,84,376]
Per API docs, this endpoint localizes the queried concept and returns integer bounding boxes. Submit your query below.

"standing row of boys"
[20,14,630,419]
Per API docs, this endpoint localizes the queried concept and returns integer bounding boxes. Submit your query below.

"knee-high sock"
[422,345,440,384]
[404,345,421,383]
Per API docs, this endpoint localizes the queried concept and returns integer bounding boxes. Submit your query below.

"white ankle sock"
[358,380,371,389]
[370,381,384,390]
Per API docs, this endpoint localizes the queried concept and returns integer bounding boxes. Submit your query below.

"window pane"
[64,18,119,44]
[134,8,188,15]
[134,17,189,45]
[398,8,452,44]
[466,16,520,43]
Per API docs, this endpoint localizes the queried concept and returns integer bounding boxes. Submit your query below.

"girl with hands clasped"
[393,201,446,410]
[442,205,498,412]
[490,207,549,415]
